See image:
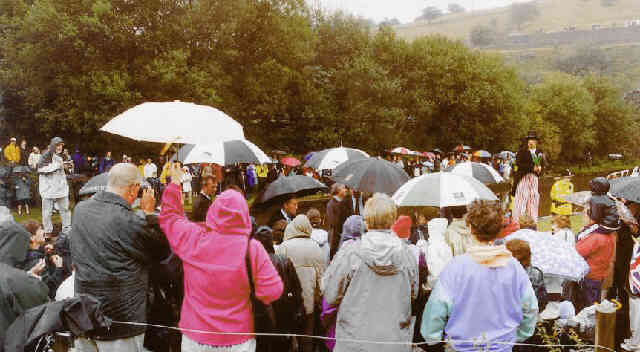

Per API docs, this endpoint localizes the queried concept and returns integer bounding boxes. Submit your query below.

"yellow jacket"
[3,144,20,163]
[160,162,171,184]
[550,178,574,215]
[256,165,268,178]
[138,165,145,178]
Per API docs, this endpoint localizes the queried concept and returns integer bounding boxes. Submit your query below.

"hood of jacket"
[0,219,30,268]
[341,215,366,242]
[589,177,610,195]
[359,230,406,275]
[37,137,64,169]
[205,189,251,236]
[284,215,312,241]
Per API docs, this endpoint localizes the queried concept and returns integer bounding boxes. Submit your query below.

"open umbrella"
[303,152,315,161]
[505,229,589,281]
[432,148,442,154]
[561,191,592,207]
[12,165,32,174]
[419,152,436,159]
[173,140,270,166]
[331,158,410,195]
[281,157,301,167]
[392,172,497,207]
[100,101,245,144]
[305,147,369,171]
[79,173,109,196]
[443,162,504,184]
[390,147,412,155]
[258,175,327,204]
[498,151,515,159]
[473,150,492,158]
[610,176,640,203]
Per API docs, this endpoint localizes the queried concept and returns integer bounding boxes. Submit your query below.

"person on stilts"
[512,131,546,223]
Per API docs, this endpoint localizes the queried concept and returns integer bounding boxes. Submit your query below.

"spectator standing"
[144,158,158,179]
[191,175,217,222]
[4,137,20,164]
[37,137,72,236]
[18,139,28,166]
[70,163,170,351]
[181,166,193,205]
[159,164,283,352]
[268,195,298,227]
[308,208,330,264]
[98,151,115,174]
[28,147,41,170]
[14,169,32,215]
[327,183,352,260]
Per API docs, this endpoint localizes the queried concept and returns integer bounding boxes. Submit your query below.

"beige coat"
[276,215,326,314]
[444,218,473,257]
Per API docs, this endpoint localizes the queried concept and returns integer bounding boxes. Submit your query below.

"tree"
[379,18,400,27]
[419,6,444,23]
[470,25,497,47]
[448,3,465,13]
[555,46,610,76]
[511,2,540,30]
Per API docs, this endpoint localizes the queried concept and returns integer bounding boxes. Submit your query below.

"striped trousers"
[513,173,539,223]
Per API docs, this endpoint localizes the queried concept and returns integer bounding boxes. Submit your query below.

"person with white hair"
[70,163,172,352]
[322,193,418,352]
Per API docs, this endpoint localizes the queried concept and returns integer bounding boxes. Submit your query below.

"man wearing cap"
[3,137,20,164]
[512,131,546,222]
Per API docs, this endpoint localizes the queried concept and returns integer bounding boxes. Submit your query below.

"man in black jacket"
[512,131,546,222]
[327,183,352,260]
[191,175,217,222]
[70,163,171,351]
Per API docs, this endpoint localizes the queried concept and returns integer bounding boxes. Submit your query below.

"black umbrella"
[610,177,640,203]
[79,173,109,196]
[258,175,327,204]
[12,165,32,174]
[331,157,409,195]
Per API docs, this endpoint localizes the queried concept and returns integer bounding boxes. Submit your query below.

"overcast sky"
[317,0,522,23]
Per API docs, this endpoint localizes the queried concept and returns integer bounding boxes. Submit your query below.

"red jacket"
[576,232,616,281]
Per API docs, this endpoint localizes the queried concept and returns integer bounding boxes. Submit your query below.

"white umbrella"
[101,101,244,144]
[304,147,369,171]
[392,172,498,207]
[177,140,270,165]
[444,162,504,184]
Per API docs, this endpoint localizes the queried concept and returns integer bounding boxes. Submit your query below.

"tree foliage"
[470,24,497,47]
[418,6,444,23]
[510,2,540,30]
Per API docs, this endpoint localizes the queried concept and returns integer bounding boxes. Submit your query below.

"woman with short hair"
[421,200,538,352]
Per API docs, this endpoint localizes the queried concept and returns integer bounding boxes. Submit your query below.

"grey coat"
[322,230,419,352]
[37,137,68,199]
[14,176,31,201]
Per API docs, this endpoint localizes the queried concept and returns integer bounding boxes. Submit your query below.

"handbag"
[245,238,277,334]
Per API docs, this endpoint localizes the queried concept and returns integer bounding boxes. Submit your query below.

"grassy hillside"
[394,0,640,42]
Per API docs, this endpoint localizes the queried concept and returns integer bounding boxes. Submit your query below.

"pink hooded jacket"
[159,183,283,346]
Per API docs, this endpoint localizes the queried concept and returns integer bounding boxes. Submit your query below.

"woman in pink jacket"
[159,165,283,352]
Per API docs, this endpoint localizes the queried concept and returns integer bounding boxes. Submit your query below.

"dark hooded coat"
[0,220,50,352]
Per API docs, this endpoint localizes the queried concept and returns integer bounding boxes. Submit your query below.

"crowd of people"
[0,130,638,352]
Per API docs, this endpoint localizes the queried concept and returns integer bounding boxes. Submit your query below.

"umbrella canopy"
[392,172,498,207]
[12,165,32,174]
[305,147,369,171]
[473,150,492,158]
[561,191,592,207]
[443,162,504,184]
[331,158,410,195]
[390,147,412,155]
[419,152,436,159]
[432,148,442,154]
[258,175,327,204]
[610,176,640,203]
[174,140,270,166]
[79,173,109,196]
[505,229,589,281]
[303,152,315,161]
[100,101,245,144]
[498,151,515,159]
[281,157,301,167]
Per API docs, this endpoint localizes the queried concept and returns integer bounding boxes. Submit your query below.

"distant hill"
[394,0,640,43]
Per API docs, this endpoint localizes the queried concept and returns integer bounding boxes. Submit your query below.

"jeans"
[42,196,71,234]
[75,333,146,352]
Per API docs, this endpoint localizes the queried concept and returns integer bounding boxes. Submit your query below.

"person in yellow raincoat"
[550,169,574,215]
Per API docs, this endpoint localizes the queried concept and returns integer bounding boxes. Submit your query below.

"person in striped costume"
[512,131,546,223]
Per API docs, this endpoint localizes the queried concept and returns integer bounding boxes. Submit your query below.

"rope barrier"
[108,320,616,351]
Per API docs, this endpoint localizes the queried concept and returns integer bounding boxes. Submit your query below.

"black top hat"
[524,131,538,141]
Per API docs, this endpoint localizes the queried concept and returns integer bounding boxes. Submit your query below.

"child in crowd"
[588,177,621,233]
[307,208,330,264]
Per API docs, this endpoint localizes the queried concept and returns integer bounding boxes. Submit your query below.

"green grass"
[551,158,640,176]
[537,212,586,234]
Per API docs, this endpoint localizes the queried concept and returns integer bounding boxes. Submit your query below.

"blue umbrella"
[303,152,315,161]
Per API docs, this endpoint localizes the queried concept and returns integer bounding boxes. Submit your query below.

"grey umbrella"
[610,176,640,203]
[258,175,327,204]
[12,165,32,174]
[79,173,109,196]
[331,157,409,195]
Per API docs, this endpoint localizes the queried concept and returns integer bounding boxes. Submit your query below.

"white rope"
[110,320,616,351]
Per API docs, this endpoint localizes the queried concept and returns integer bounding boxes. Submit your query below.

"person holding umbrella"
[268,195,298,227]
[37,137,72,237]
[512,131,546,222]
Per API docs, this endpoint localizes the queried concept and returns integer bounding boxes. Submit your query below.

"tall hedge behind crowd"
[1,0,638,163]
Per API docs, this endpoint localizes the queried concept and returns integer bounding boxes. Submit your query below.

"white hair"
[107,163,142,191]
[0,206,13,223]
[363,193,397,230]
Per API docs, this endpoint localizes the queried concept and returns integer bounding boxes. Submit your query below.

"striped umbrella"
[473,150,492,158]
[305,147,369,171]
[174,140,270,166]
[443,162,504,184]
[392,172,497,207]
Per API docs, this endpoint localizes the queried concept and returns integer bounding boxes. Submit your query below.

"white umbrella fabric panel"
[504,229,589,281]
[444,162,504,184]
[177,140,270,166]
[304,147,369,171]
[331,157,410,195]
[100,101,245,144]
[392,172,498,207]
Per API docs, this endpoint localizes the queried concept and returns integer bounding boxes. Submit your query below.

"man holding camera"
[37,137,72,236]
